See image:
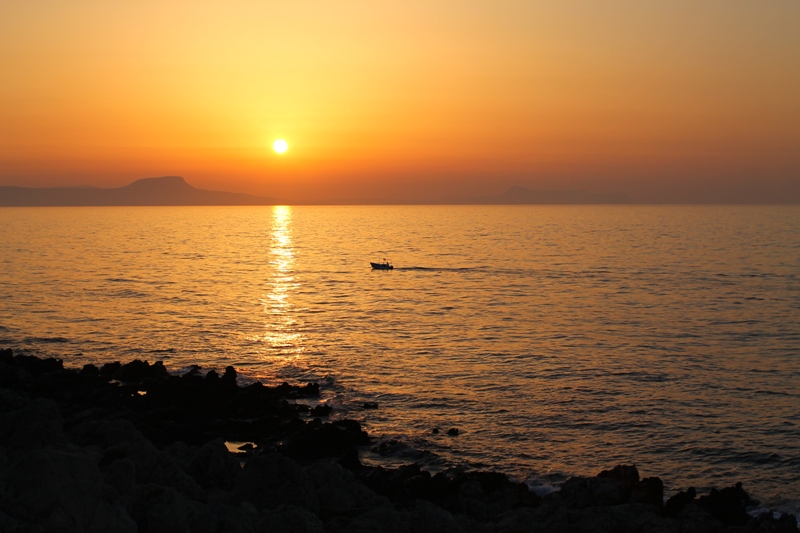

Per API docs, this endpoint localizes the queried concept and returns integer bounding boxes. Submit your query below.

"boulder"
[80,363,100,378]
[8,448,135,533]
[70,418,148,448]
[664,487,696,517]
[557,466,650,509]
[100,361,122,378]
[258,504,325,533]
[0,398,67,455]
[310,404,332,417]
[109,439,206,501]
[234,453,319,512]
[630,476,664,508]
[748,511,799,533]
[127,483,194,533]
[0,508,46,533]
[101,456,137,497]
[282,419,370,461]
[556,477,593,508]
[597,464,639,493]
[696,482,756,527]
[188,439,242,492]
[407,499,463,533]
[305,461,387,516]
[333,505,410,533]
[117,359,168,382]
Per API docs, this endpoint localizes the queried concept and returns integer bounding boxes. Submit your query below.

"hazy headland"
[0,176,635,207]
[0,176,279,207]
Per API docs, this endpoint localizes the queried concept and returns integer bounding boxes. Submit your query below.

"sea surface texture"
[1,205,798,514]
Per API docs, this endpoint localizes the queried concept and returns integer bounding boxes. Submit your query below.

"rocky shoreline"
[0,348,796,532]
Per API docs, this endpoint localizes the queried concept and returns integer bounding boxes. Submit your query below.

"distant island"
[0,177,632,206]
[0,176,280,207]
[448,185,630,205]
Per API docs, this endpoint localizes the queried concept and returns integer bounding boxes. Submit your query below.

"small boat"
[370,260,393,270]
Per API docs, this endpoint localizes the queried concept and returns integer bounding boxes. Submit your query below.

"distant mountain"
[453,185,630,205]
[0,176,279,206]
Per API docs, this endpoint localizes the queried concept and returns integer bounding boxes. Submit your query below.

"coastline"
[0,349,796,533]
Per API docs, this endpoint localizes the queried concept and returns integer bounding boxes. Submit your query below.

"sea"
[1,205,798,515]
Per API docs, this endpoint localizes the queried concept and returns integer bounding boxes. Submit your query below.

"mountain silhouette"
[0,176,279,206]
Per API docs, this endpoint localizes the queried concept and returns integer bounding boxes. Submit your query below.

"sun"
[273,139,289,154]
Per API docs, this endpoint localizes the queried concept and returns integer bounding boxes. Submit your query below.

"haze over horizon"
[2,1,799,204]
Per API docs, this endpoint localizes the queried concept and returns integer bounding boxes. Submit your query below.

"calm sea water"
[1,205,799,514]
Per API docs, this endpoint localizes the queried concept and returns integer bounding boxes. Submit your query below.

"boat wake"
[395,266,481,273]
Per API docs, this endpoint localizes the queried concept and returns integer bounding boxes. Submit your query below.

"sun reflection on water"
[260,205,304,358]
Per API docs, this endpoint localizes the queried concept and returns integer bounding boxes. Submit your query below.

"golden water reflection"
[261,205,304,357]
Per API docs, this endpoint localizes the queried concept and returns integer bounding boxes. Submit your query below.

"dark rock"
[282,419,370,461]
[80,363,100,378]
[631,476,664,508]
[0,387,26,411]
[8,448,136,532]
[358,464,422,504]
[0,398,67,453]
[597,464,639,492]
[557,477,593,508]
[447,428,459,436]
[220,366,237,390]
[372,439,404,457]
[589,477,632,506]
[664,487,696,517]
[108,440,205,501]
[2,351,797,533]
[558,473,632,508]
[118,359,167,382]
[310,404,332,417]
[0,361,33,389]
[338,448,363,471]
[455,471,513,495]
[362,402,379,409]
[101,456,137,496]
[259,504,325,533]
[8,353,64,377]
[677,501,727,532]
[100,361,122,378]
[127,484,194,533]
[331,506,407,533]
[305,461,386,516]
[750,511,799,533]
[234,453,319,512]
[407,499,461,533]
[187,439,241,491]
[696,482,757,527]
[357,464,539,521]
[279,382,320,398]
[553,469,665,514]
[70,418,148,448]
[452,471,539,517]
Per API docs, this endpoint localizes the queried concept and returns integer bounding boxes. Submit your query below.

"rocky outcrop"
[0,349,796,532]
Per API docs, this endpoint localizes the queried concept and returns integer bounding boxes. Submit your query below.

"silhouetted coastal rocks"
[0,349,796,532]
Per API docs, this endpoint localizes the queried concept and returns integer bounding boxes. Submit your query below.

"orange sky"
[1,1,799,203]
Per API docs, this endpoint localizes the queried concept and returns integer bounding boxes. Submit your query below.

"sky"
[1,0,799,204]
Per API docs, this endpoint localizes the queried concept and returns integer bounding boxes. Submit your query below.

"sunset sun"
[273,139,288,154]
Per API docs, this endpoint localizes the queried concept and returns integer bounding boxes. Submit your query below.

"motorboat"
[370,260,393,270]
